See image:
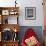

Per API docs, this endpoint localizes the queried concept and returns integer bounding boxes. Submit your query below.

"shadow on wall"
[18,26,43,44]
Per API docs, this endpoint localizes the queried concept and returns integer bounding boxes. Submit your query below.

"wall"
[18,26,43,43]
[43,0,46,46]
[0,0,43,26]
[43,0,46,26]
[0,0,44,44]
[18,0,43,26]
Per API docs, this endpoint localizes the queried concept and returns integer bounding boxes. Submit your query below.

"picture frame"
[0,15,1,24]
[0,32,1,41]
[25,7,36,20]
[2,10,9,15]
[8,16,18,24]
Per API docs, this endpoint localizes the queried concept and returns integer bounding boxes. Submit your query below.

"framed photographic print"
[2,10,9,15]
[0,15,1,24]
[0,32,1,41]
[25,7,36,20]
[8,16,18,24]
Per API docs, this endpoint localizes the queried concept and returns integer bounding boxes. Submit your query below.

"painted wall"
[18,0,43,26]
[43,0,46,26]
[0,0,43,26]
[18,26,43,44]
[0,0,44,44]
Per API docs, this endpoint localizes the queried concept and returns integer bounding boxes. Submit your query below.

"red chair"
[21,28,41,46]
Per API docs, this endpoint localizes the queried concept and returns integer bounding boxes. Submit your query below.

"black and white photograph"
[25,7,36,20]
